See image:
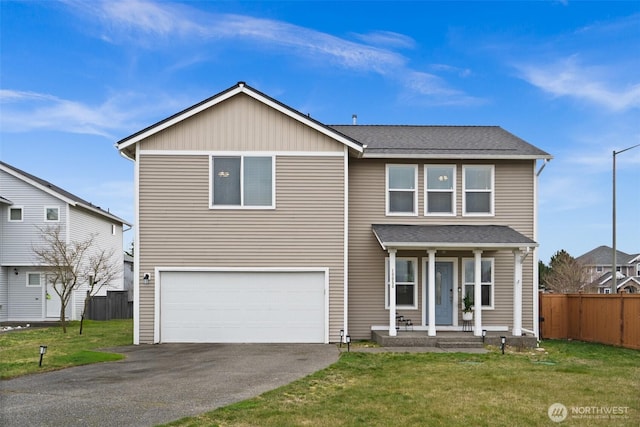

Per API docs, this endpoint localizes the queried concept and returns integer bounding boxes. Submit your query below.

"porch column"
[427,249,437,336]
[473,249,483,336]
[388,249,397,337]
[513,250,523,336]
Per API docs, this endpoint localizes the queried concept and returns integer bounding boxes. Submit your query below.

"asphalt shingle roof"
[576,245,637,265]
[372,224,537,250]
[0,161,129,225]
[330,125,552,159]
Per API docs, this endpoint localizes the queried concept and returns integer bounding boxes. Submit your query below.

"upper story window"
[596,266,603,272]
[386,164,417,216]
[425,165,456,215]
[44,206,60,222]
[463,165,494,216]
[211,156,274,209]
[462,258,494,309]
[8,206,23,222]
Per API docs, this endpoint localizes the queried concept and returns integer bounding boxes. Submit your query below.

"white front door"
[45,279,61,318]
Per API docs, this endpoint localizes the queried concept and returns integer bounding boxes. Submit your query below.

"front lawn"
[0,319,132,379]
[167,340,639,427]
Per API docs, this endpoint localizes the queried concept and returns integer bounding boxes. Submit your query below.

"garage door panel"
[159,270,326,343]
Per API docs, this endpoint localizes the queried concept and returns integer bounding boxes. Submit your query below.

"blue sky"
[1,0,639,263]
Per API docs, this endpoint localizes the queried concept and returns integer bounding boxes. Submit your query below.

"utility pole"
[612,143,640,293]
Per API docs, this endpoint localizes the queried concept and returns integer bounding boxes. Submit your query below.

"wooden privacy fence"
[539,293,640,350]
[86,290,133,321]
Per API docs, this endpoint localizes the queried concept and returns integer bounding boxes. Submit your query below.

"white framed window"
[462,258,494,309]
[386,164,417,216]
[44,206,60,222]
[425,165,456,215]
[596,266,603,272]
[385,257,418,309]
[8,206,23,222]
[27,272,42,287]
[463,165,494,216]
[210,155,274,208]
[111,224,116,235]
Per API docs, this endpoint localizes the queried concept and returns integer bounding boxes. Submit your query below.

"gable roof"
[0,161,130,226]
[116,82,364,160]
[597,274,640,289]
[116,82,552,162]
[576,245,636,266]
[330,125,552,160]
[372,224,537,251]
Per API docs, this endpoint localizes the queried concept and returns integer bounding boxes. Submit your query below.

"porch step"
[436,341,485,349]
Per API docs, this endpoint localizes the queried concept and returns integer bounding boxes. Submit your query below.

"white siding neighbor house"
[117,82,552,345]
[0,161,130,322]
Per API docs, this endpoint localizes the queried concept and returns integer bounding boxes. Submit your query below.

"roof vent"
[352,114,357,125]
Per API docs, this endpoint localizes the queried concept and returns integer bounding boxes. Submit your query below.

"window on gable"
[45,206,59,222]
[425,165,455,215]
[211,156,274,208]
[463,165,494,215]
[9,207,23,222]
[462,258,494,308]
[385,257,418,309]
[386,165,417,215]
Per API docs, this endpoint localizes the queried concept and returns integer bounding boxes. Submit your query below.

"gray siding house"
[0,162,129,322]
[117,82,552,345]
[577,245,640,293]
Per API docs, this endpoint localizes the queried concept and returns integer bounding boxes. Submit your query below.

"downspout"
[343,145,349,343]
[533,158,550,338]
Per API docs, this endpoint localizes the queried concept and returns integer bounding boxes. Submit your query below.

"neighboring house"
[0,161,130,322]
[116,82,552,345]
[124,253,134,302]
[576,245,640,294]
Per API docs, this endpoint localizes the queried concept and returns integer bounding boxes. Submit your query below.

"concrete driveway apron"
[1,343,340,427]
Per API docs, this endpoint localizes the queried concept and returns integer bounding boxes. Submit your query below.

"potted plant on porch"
[462,294,473,321]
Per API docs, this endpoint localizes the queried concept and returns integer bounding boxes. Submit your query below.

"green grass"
[165,340,640,427]
[0,319,132,379]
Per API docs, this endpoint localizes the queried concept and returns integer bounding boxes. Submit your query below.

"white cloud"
[63,0,477,106]
[517,55,640,111]
[0,89,185,138]
[351,31,416,49]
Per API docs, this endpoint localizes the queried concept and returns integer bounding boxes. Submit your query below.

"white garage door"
[159,270,326,343]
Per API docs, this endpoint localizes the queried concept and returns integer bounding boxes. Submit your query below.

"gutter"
[536,159,550,177]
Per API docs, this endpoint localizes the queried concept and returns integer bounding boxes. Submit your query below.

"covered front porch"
[372,224,539,340]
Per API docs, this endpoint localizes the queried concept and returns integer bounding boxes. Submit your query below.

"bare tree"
[543,250,591,293]
[80,248,118,334]
[32,225,119,333]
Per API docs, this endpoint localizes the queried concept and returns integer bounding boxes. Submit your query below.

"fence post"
[578,293,583,341]
[620,293,625,347]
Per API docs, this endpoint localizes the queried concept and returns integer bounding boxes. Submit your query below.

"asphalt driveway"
[0,343,340,427]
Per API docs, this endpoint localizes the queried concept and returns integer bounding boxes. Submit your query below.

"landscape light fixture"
[339,329,344,347]
[482,329,487,343]
[346,335,351,352]
[500,336,506,355]
[39,345,47,367]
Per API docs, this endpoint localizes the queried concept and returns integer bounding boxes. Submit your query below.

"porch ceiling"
[372,224,538,251]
